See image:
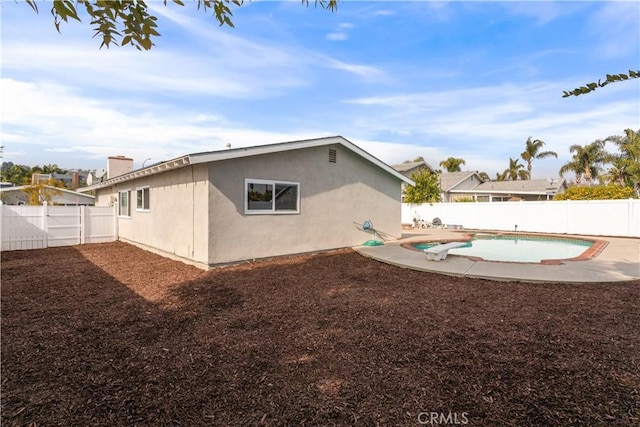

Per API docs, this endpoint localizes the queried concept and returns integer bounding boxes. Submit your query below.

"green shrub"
[453,196,475,202]
[553,184,636,200]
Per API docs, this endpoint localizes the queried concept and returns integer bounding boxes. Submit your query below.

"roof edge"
[77,155,191,192]
[79,136,414,191]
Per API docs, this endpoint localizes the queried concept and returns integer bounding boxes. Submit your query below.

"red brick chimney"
[72,171,80,190]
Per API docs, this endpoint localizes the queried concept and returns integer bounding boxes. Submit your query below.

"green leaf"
[25,0,39,13]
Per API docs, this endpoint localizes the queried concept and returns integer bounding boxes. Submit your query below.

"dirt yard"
[2,242,639,426]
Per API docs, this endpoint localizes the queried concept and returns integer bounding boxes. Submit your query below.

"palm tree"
[520,137,557,180]
[503,157,528,180]
[478,171,490,181]
[559,140,609,186]
[42,164,65,174]
[559,159,584,185]
[604,128,640,193]
[439,157,466,172]
[601,154,628,186]
[1,164,31,186]
[495,171,507,181]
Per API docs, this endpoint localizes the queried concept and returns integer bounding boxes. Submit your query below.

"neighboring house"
[31,171,87,190]
[391,160,435,178]
[449,178,568,202]
[0,185,95,205]
[438,171,486,202]
[78,136,413,268]
[391,160,436,202]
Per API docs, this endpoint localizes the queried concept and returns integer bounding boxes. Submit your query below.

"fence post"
[113,203,118,241]
[0,200,3,251]
[80,205,86,244]
[628,198,633,237]
[42,201,48,248]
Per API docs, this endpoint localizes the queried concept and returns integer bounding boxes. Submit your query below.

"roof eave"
[77,156,191,193]
[78,136,413,191]
[189,135,414,185]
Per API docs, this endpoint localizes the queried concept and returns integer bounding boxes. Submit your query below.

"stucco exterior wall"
[94,164,210,265]
[207,144,403,265]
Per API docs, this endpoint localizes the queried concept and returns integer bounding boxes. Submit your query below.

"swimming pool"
[412,235,595,263]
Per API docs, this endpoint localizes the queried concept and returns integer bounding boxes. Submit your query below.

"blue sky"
[1,1,639,180]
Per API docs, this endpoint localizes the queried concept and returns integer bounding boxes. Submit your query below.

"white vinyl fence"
[403,199,640,238]
[1,203,117,251]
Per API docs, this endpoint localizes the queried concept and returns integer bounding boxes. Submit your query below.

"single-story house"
[438,171,486,202]
[0,185,95,206]
[78,136,413,268]
[449,178,567,202]
[391,160,436,202]
[391,160,435,178]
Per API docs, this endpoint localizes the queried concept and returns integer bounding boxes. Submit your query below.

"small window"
[245,179,300,214]
[136,186,150,211]
[118,190,130,217]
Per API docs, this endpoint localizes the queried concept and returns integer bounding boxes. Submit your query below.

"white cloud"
[372,10,395,17]
[326,22,354,41]
[322,57,385,80]
[500,1,580,25]
[326,32,349,41]
[0,78,328,169]
[342,81,639,178]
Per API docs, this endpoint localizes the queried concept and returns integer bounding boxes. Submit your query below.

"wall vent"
[329,149,337,163]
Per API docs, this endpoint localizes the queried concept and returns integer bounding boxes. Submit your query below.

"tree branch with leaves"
[563,70,639,97]
[25,0,339,50]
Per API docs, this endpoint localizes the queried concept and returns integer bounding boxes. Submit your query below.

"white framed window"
[118,189,130,217]
[136,186,150,211]
[245,178,300,215]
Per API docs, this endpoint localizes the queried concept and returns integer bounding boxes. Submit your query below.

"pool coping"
[354,229,640,283]
[399,232,610,265]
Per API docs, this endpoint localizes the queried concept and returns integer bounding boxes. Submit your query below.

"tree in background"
[1,163,34,186]
[21,179,64,205]
[403,156,425,164]
[25,0,338,50]
[478,171,490,181]
[439,157,466,172]
[502,157,528,181]
[403,169,441,204]
[604,129,640,196]
[559,140,608,186]
[520,137,557,180]
[42,164,66,175]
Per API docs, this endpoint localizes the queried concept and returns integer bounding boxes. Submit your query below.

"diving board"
[424,242,468,261]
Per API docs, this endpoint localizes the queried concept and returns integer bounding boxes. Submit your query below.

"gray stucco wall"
[95,164,210,265]
[442,175,482,202]
[207,144,403,264]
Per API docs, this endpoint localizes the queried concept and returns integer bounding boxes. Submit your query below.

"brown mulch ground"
[2,242,639,426]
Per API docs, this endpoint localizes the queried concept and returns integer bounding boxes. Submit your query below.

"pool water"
[413,235,594,263]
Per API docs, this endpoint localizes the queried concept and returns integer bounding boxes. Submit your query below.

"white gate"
[0,203,117,251]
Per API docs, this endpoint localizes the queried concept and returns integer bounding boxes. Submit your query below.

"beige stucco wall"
[94,164,210,265]
[207,144,403,265]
